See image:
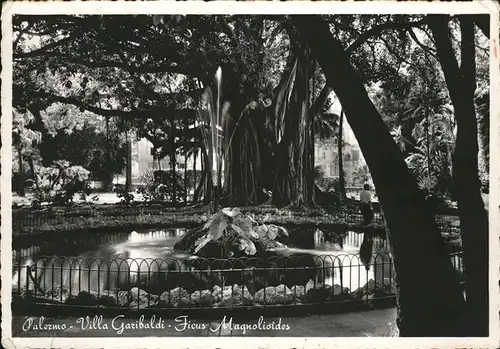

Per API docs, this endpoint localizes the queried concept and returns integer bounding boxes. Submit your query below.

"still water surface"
[13,228,393,294]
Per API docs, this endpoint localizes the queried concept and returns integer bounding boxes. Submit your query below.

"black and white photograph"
[1,1,499,348]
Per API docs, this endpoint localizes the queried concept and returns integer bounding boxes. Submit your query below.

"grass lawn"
[11,192,462,253]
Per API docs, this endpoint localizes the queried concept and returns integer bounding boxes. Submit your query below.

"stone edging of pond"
[13,279,396,314]
[13,213,388,237]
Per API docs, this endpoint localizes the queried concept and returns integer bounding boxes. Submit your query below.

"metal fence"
[12,253,396,310]
[12,252,464,313]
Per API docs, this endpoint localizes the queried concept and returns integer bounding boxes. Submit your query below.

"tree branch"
[408,28,439,60]
[459,16,477,95]
[13,22,34,50]
[17,28,61,36]
[310,85,333,118]
[427,15,461,101]
[378,37,415,67]
[111,39,201,127]
[346,18,426,54]
[113,45,169,108]
[32,91,196,121]
[471,14,490,38]
[14,34,80,59]
[14,51,204,78]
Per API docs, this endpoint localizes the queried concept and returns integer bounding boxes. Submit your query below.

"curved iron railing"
[12,253,396,309]
[12,252,463,313]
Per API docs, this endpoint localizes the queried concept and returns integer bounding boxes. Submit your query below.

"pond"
[12,227,394,304]
[13,227,389,261]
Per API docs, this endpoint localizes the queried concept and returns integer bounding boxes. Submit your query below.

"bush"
[180,207,289,258]
[30,160,91,207]
[136,169,181,203]
[114,184,134,205]
[317,177,340,193]
[136,169,202,204]
[416,175,451,213]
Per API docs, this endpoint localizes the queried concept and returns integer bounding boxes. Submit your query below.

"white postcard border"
[2,1,499,348]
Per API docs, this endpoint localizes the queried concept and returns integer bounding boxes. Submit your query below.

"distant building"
[314,136,364,187]
[130,138,202,185]
[130,136,366,188]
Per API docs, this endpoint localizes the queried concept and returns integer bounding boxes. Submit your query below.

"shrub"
[317,177,340,193]
[136,169,201,204]
[30,160,91,207]
[191,207,289,258]
[114,184,135,205]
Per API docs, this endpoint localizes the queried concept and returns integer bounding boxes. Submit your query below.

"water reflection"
[13,228,187,261]
[12,229,195,297]
[13,228,393,296]
[128,229,185,242]
[285,230,393,290]
[112,229,188,261]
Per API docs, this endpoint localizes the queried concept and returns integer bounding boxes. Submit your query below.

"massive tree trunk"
[194,145,213,205]
[14,141,26,196]
[221,72,262,207]
[292,15,466,336]
[184,155,188,204]
[338,109,346,197]
[429,15,489,337]
[27,155,39,190]
[183,119,188,204]
[223,45,317,207]
[272,44,315,207]
[125,133,133,193]
[222,101,252,206]
[103,116,114,191]
[193,148,198,202]
[476,91,489,187]
[170,141,177,206]
[305,63,316,206]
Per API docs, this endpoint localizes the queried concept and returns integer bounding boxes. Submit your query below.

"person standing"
[359,183,374,270]
[360,183,374,226]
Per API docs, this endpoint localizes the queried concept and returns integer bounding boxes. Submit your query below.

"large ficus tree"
[14,14,330,207]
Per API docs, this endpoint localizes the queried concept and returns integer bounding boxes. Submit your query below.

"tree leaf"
[267,224,279,240]
[242,239,257,255]
[207,212,227,240]
[255,225,268,238]
[412,122,424,141]
[277,226,289,237]
[233,215,253,238]
[222,207,240,217]
[194,234,213,254]
[231,223,244,236]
